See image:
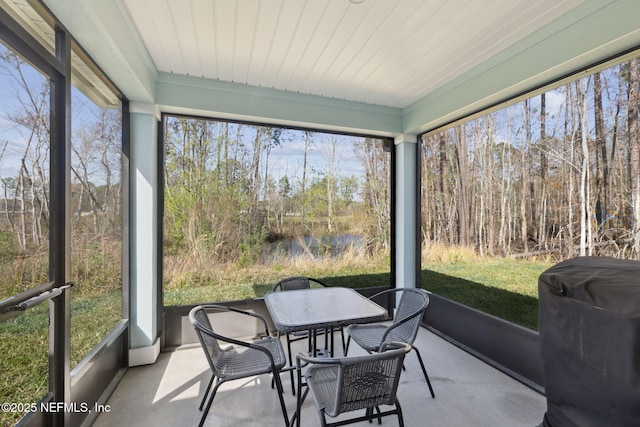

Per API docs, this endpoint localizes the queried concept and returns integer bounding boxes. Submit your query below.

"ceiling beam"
[156,72,403,137]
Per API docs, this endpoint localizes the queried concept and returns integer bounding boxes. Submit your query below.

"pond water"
[264,234,365,259]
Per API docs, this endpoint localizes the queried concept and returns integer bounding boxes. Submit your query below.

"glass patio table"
[265,286,387,356]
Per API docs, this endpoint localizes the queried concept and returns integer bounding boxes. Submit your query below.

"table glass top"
[265,287,387,332]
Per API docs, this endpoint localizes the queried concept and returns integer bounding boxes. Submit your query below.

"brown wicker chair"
[345,288,436,398]
[189,305,289,427]
[293,341,411,427]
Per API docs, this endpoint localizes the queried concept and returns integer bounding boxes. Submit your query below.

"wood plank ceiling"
[123,0,585,109]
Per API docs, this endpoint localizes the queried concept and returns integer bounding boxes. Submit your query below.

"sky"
[0,42,121,193]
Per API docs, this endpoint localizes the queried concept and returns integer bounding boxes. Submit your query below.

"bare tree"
[325,136,338,233]
[539,93,548,247]
[454,125,471,246]
[593,72,609,228]
[628,58,640,255]
[301,131,313,226]
[577,79,593,256]
[0,51,50,251]
[356,138,390,249]
[521,100,530,253]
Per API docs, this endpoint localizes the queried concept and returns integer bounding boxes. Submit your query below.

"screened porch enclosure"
[1,0,640,426]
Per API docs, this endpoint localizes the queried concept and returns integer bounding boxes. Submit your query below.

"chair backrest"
[328,343,409,416]
[272,276,327,292]
[189,305,225,377]
[383,288,429,346]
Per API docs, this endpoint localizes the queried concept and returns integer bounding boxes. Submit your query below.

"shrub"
[0,230,16,260]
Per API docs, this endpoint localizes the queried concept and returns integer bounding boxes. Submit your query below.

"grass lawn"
[162,259,393,305]
[0,306,48,427]
[421,258,553,330]
[164,257,551,330]
[0,291,120,427]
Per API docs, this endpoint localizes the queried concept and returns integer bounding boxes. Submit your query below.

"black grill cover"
[538,256,640,427]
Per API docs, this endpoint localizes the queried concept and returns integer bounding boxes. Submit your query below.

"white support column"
[129,102,161,366]
[394,134,418,289]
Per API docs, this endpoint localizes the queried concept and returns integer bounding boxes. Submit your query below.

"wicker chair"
[293,341,411,427]
[272,277,346,393]
[345,288,436,398]
[189,305,289,427]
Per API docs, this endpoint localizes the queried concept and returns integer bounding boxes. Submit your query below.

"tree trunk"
[540,93,548,247]
[594,72,609,228]
[301,131,312,226]
[326,136,337,233]
[487,118,495,255]
[455,125,471,246]
[439,133,449,242]
[628,59,640,255]
[521,100,530,252]
[579,79,590,256]
[250,128,263,231]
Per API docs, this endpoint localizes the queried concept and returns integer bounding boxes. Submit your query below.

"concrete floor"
[93,328,546,427]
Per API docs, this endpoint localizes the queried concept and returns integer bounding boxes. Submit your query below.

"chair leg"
[294,386,310,427]
[324,327,329,353]
[329,328,335,356]
[286,334,296,395]
[412,346,436,398]
[365,407,373,423]
[339,327,346,354]
[312,329,318,356]
[345,335,351,355]
[364,407,381,425]
[199,374,215,411]
[319,409,328,427]
[199,379,223,427]
[272,370,290,426]
[395,398,405,427]
[271,334,296,395]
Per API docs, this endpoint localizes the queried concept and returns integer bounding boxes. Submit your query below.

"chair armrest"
[296,341,410,368]
[369,287,427,303]
[379,341,411,353]
[368,287,395,301]
[206,329,279,367]
[200,304,272,336]
[296,352,342,369]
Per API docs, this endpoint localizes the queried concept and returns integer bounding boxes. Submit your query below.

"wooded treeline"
[0,49,122,296]
[421,60,640,260]
[163,116,391,266]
